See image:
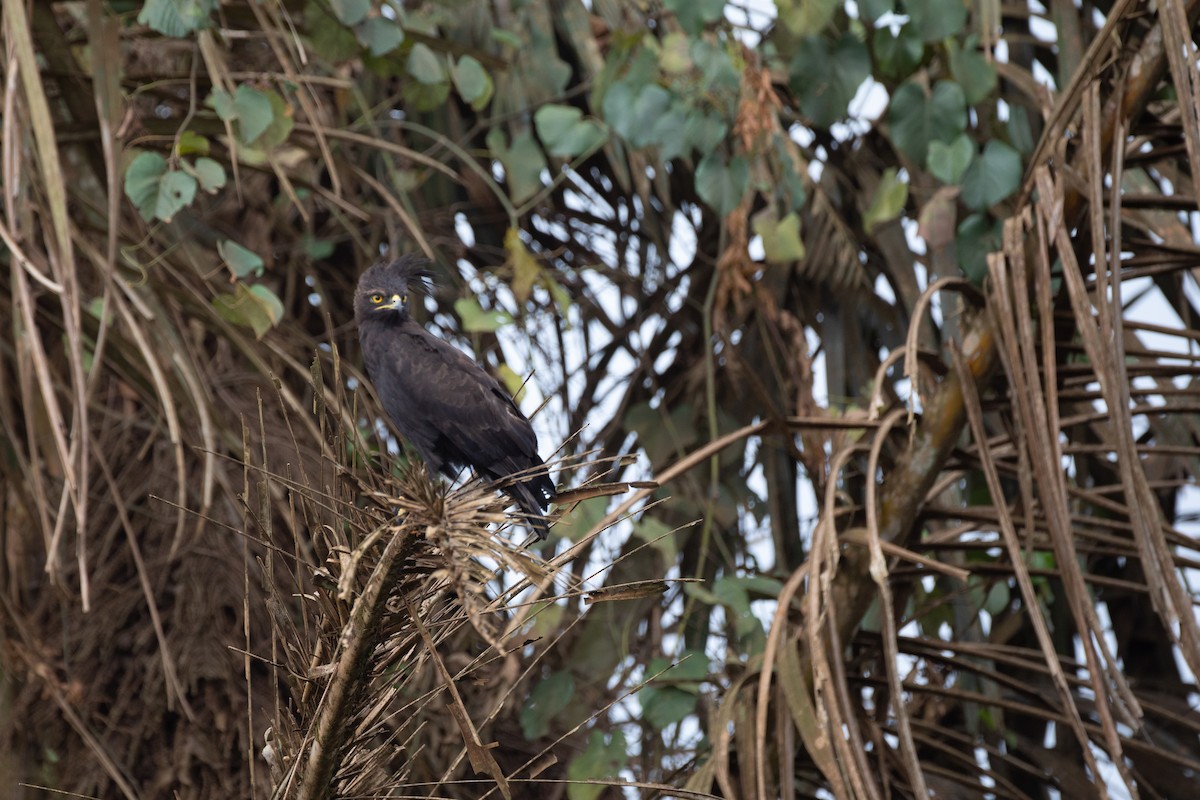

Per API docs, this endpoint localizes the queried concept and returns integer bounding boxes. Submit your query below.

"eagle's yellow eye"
[370,293,384,304]
[402,294,408,305]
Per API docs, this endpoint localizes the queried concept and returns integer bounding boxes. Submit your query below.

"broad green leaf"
[255,89,295,149]
[776,0,837,34]
[218,239,264,279]
[562,497,607,542]
[304,1,360,62]
[534,104,608,158]
[303,236,334,260]
[451,55,493,110]
[956,212,1002,283]
[789,33,871,127]
[176,130,209,156]
[124,149,196,221]
[355,17,404,57]
[520,671,575,740]
[633,515,677,561]
[888,79,967,164]
[907,0,968,42]
[328,0,368,26]
[863,168,908,233]
[713,576,764,637]
[960,139,1022,210]
[659,32,692,74]
[123,151,168,221]
[567,731,627,800]
[684,110,728,154]
[485,129,547,205]
[213,282,281,338]
[489,28,521,49]
[873,24,924,82]
[190,157,226,193]
[695,151,749,216]
[248,285,284,328]
[928,134,975,184]
[207,87,235,121]
[233,85,274,145]
[506,229,540,303]
[138,0,215,37]
[453,296,510,333]
[662,0,725,35]
[752,209,805,262]
[690,38,740,93]
[603,83,673,148]
[641,686,696,729]
[1007,105,1035,154]
[407,43,446,85]
[858,0,895,21]
[948,37,998,105]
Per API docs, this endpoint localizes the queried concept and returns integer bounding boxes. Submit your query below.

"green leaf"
[486,128,547,205]
[567,730,627,800]
[947,37,998,105]
[218,239,264,279]
[302,235,334,260]
[858,0,895,22]
[1007,105,1035,154]
[304,1,361,62]
[407,43,447,85]
[960,139,1022,210]
[659,32,692,74]
[451,55,493,110]
[213,282,282,339]
[888,79,967,164]
[355,17,404,57]
[663,0,725,35]
[712,576,769,637]
[534,104,608,158]
[956,213,1002,284]
[776,0,838,35]
[176,130,210,156]
[137,0,215,37]
[329,0,368,26]
[927,134,975,184]
[873,24,924,82]
[124,151,168,221]
[863,167,908,233]
[520,671,575,740]
[695,151,749,216]
[207,87,235,121]
[907,0,968,43]
[789,33,871,127]
[641,686,696,730]
[249,285,284,327]
[603,83,673,149]
[124,152,197,223]
[233,85,274,145]
[752,209,805,262]
[632,516,677,561]
[255,88,295,149]
[562,496,607,542]
[190,157,226,193]
[454,297,511,333]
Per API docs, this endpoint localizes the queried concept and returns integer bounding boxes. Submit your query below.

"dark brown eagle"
[353,255,556,538]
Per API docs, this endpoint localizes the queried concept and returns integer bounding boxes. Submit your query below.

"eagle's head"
[353,255,433,325]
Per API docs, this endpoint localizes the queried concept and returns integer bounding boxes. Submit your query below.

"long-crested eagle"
[354,255,556,538]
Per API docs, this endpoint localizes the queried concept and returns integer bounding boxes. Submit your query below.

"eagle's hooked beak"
[381,293,406,310]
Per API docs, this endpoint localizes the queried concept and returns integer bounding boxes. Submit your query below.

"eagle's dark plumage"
[354,255,556,538]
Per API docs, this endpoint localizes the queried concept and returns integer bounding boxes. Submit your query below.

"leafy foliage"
[5,1,1200,798]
